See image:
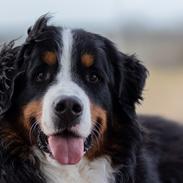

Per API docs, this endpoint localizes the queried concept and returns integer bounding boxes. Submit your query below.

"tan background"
[137,68,183,122]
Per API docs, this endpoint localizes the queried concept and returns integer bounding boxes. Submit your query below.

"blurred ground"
[137,67,183,122]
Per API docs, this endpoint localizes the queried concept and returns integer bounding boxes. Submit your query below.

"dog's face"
[21,27,114,165]
[0,16,147,165]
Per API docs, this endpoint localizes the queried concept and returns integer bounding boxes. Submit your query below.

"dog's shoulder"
[138,115,183,182]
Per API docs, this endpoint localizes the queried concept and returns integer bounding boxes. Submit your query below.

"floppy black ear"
[0,41,21,118]
[119,54,147,107]
[0,15,52,116]
[104,39,148,113]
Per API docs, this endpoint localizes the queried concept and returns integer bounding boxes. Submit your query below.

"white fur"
[34,148,115,183]
[41,28,92,137]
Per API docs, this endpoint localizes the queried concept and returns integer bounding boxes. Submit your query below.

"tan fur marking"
[42,51,57,65]
[86,103,107,160]
[0,127,33,160]
[81,54,94,68]
[21,100,42,142]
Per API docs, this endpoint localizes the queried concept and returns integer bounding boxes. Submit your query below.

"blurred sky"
[0,0,183,30]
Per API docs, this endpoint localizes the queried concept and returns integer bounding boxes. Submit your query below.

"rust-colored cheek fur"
[0,127,31,160]
[86,103,108,160]
[0,100,43,161]
[21,100,42,143]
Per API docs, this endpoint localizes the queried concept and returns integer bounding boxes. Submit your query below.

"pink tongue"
[48,136,84,165]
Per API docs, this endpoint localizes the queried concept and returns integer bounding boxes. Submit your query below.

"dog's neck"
[33,147,115,183]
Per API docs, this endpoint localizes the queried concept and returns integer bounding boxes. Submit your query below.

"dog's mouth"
[37,128,92,165]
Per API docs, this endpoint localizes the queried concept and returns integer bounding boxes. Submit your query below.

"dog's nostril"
[55,102,67,113]
[72,103,83,115]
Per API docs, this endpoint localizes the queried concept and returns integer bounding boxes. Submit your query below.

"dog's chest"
[35,149,115,183]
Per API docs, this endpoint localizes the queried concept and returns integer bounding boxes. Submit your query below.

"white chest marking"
[34,149,115,183]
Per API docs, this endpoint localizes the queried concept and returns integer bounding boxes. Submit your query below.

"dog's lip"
[49,128,83,138]
[38,127,92,154]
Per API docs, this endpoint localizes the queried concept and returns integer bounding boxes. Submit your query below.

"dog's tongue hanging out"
[48,136,84,165]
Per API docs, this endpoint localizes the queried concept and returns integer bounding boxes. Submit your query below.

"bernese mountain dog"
[0,15,183,183]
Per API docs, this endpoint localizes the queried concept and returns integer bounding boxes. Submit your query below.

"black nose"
[54,96,83,124]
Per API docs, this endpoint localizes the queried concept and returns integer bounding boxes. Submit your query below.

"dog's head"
[0,15,147,165]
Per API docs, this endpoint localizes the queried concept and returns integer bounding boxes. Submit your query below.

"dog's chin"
[37,128,92,165]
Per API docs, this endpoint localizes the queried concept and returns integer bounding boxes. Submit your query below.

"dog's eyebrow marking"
[42,51,57,65]
[81,54,94,68]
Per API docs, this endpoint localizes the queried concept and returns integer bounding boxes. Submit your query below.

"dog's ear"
[104,39,148,113]
[0,41,21,117]
[17,14,51,69]
[0,15,52,118]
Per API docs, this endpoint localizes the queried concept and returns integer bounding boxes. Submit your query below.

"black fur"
[0,41,45,182]
[0,41,20,117]
[0,15,183,183]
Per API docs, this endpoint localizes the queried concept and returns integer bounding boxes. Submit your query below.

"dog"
[0,15,183,183]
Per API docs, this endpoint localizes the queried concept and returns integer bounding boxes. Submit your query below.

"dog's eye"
[36,72,51,82]
[86,73,100,83]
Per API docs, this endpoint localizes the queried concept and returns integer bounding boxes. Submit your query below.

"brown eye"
[36,72,51,82]
[86,73,100,83]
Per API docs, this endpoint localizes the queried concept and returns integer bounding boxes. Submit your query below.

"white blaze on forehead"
[58,28,73,81]
[41,28,92,137]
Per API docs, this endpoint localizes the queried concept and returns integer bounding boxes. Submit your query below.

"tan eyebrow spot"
[42,51,57,65]
[81,54,94,68]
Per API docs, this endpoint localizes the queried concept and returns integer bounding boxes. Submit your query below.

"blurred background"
[0,0,182,122]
